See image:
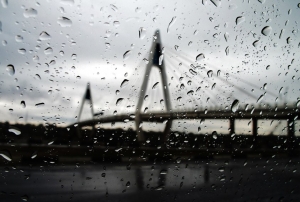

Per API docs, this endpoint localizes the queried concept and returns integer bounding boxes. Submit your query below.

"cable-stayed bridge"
[72,30,300,146]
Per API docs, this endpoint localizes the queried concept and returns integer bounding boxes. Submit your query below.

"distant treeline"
[0,122,299,150]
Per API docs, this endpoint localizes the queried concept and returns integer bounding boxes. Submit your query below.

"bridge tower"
[135,30,172,144]
[77,83,95,141]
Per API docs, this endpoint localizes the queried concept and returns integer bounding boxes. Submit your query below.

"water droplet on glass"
[210,0,221,7]
[57,17,72,27]
[35,74,41,80]
[217,70,221,76]
[224,32,229,42]
[236,16,245,25]
[31,151,37,159]
[159,54,164,65]
[177,97,182,102]
[39,31,51,40]
[139,27,146,39]
[196,53,205,62]
[207,70,213,78]
[35,102,45,107]
[187,90,194,95]
[126,181,130,187]
[33,55,39,62]
[212,131,218,139]
[9,127,21,135]
[18,48,26,54]
[116,98,123,106]
[160,169,167,175]
[167,16,176,33]
[231,99,239,113]
[44,47,53,54]
[143,58,149,64]
[6,64,15,76]
[0,151,12,161]
[253,40,259,47]
[152,82,159,89]
[120,79,129,88]
[21,195,29,201]
[258,0,266,3]
[225,46,229,55]
[20,100,26,108]
[257,94,264,103]
[113,21,120,27]
[110,4,118,12]
[123,50,131,60]
[15,35,23,42]
[23,8,37,18]
[189,69,197,75]
[261,26,272,36]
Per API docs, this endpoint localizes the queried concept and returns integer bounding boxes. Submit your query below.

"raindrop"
[207,70,213,78]
[57,17,72,27]
[18,48,26,54]
[180,84,185,89]
[31,151,37,159]
[231,99,239,113]
[21,195,29,201]
[0,151,11,161]
[159,54,164,65]
[116,98,124,106]
[44,47,53,54]
[139,27,146,39]
[189,69,197,75]
[115,90,120,95]
[71,54,77,60]
[253,40,259,47]
[174,45,179,51]
[123,50,131,60]
[198,127,201,132]
[35,74,41,80]
[35,102,45,107]
[23,8,37,18]
[143,58,149,64]
[196,53,205,62]
[236,16,245,25]
[263,83,267,90]
[217,70,221,76]
[126,181,130,187]
[113,21,120,27]
[177,97,182,102]
[15,35,23,42]
[212,83,216,90]
[110,4,118,12]
[152,82,159,89]
[258,0,266,3]
[257,94,264,103]
[212,131,217,139]
[167,16,177,33]
[20,100,26,108]
[224,32,229,42]
[120,79,129,88]
[210,0,221,7]
[33,55,39,62]
[187,90,194,95]
[261,26,272,36]
[6,64,15,76]
[225,46,229,55]
[9,127,21,135]
[39,31,51,40]
[160,169,167,175]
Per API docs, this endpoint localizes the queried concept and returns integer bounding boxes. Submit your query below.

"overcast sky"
[0,0,299,135]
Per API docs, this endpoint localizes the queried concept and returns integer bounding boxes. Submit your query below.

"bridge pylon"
[135,30,172,144]
[77,83,95,143]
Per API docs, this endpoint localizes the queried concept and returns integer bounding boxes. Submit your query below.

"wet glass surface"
[0,0,300,201]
